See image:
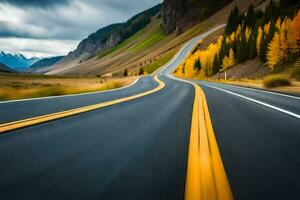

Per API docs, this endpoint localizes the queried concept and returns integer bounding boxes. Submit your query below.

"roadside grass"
[0,73,133,100]
[290,60,300,81]
[143,52,175,74]
[128,27,165,52]
[97,27,147,59]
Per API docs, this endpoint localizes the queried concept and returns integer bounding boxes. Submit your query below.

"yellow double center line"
[184,81,233,200]
[0,75,165,133]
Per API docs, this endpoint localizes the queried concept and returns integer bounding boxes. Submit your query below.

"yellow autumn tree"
[175,64,185,77]
[279,17,289,60]
[222,48,235,70]
[245,26,252,41]
[257,27,263,56]
[288,11,300,55]
[184,58,197,78]
[264,22,271,34]
[267,32,282,69]
[276,18,281,30]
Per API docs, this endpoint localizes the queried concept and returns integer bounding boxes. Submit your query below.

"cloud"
[0,0,70,8]
[0,0,162,57]
[0,37,78,58]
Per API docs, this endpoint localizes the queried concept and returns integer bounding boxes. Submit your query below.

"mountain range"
[0,62,16,73]
[30,56,64,69]
[0,51,40,70]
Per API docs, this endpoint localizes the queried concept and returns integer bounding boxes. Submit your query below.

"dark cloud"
[0,0,162,57]
[0,0,70,8]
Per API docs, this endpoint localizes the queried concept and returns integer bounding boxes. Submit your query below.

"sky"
[0,0,161,58]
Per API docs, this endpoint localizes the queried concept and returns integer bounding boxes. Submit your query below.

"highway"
[1,25,300,200]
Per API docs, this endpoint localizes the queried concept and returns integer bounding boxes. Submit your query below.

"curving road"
[1,25,300,200]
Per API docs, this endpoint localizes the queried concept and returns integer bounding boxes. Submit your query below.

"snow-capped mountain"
[0,51,41,69]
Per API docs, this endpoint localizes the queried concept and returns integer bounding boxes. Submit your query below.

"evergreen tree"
[249,31,257,59]
[139,68,144,75]
[225,6,241,35]
[123,69,128,76]
[212,54,220,75]
[194,59,201,71]
[245,4,255,27]
[236,33,248,62]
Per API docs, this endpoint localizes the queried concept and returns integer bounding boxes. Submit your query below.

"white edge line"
[206,85,300,119]
[0,77,140,104]
[213,82,300,100]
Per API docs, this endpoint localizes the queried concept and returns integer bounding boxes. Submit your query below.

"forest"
[175,0,300,79]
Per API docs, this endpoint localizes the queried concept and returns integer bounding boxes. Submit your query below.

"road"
[1,25,300,200]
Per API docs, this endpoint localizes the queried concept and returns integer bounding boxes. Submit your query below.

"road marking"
[215,83,300,100]
[206,85,300,119]
[167,74,233,200]
[161,24,232,200]
[0,77,140,104]
[185,82,233,200]
[0,76,164,133]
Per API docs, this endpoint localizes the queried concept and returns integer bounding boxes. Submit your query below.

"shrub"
[263,74,291,88]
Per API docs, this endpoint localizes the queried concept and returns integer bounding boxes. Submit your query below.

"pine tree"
[249,27,258,59]
[225,6,241,35]
[236,33,247,62]
[212,54,220,75]
[123,69,128,77]
[194,59,201,71]
[139,68,144,75]
[245,4,255,27]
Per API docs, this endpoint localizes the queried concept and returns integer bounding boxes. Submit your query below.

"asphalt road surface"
[1,25,300,200]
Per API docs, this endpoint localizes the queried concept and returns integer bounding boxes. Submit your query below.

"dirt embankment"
[212,58,271,79]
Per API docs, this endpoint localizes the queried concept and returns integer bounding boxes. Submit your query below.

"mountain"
[30,56,64,69]
[0,51,40,69]
[0,62,16,73]
[162,0,233,35]
[51,4,161,70]
[44,0,256,76]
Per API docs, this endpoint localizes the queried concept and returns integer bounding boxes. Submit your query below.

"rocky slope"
[162,0,233,35]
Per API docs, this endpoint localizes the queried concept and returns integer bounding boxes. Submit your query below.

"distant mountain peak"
[0,51,41,69]
[30,56,64,69]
